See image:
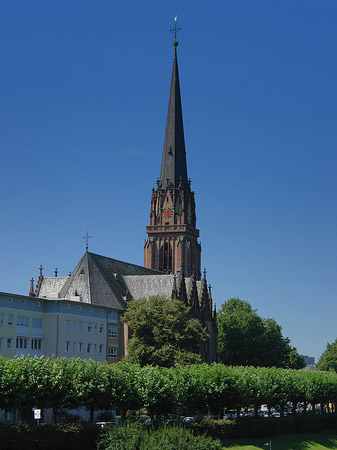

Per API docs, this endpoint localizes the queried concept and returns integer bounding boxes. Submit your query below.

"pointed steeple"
[160,42,188,189]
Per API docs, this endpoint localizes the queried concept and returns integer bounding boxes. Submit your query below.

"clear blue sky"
[1,1,336,362]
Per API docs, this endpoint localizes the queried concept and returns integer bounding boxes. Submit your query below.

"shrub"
[97,424,222,450]
[188,418,240,439]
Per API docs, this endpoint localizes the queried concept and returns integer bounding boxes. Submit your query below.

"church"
[29,36,218,364]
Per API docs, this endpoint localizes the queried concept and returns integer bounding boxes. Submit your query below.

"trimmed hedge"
[188,414,337,440]
[0,422,99,450]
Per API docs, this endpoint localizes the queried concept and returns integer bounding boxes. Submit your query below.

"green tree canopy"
[121,296,208,367]
[317,339,337,372]
[217,298,305,369]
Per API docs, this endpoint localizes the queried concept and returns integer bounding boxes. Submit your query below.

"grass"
[221,431,337,450]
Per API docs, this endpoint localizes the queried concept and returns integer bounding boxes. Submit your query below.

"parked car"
[182,416,195,424]
[95,419,120,427]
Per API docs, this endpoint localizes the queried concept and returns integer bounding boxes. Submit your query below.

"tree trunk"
[90,407,94,424]
[280,405,284,418]
[121,409,127,423]
[254,403,258,417]
[292,401,297,414]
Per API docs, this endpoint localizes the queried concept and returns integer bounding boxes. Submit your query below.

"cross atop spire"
[170,16,182,44]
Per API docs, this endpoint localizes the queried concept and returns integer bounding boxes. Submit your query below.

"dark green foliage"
[97,424,222,450]
[188,415,337,440]
[217,298,305,368]
[97,424,143,450]
[317,339,337,372]
[0,422,36,450]
[121,296,208,367]
[0,422,99,450]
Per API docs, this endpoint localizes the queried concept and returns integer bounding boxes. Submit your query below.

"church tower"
[144,39,202,280]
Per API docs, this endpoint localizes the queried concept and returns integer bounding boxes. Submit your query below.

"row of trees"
[1,357,337,422]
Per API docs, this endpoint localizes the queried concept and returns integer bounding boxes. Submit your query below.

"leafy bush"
[188,418,239,439]
[97,424,222,450]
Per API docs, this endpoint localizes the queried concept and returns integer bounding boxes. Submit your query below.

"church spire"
[160,40,188,189]
[144,29,201,280]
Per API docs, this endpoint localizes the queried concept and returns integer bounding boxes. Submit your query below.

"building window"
[7,315,14,327]
[79,321,84,332]
[94,323,98,334]
[78,343,83,353]
[65,341,71,353]
[108,326,118,339]
[17,316,29,327]
[87,343,92,354]
[94,344,97,354]
[99,344,104,354]
[16,337,28,349]
[32,318,43,329]
[66,320,71,331]
[99,324,104,334]
[88,322,92,333]
[0,313,4,326]
[73,320,77,332]
[108,345,117,359]
[0,337,3,349]
[72,342,76,353]
[7,338,12,349]
[31,339,42,351]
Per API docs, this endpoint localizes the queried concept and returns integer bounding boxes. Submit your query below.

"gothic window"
[159,242,172,273]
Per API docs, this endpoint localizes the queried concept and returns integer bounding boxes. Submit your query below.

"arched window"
[159,242,172,273]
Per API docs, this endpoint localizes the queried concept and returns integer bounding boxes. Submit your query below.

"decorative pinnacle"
[170,15,181,46]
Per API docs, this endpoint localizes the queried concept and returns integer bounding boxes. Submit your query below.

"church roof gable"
[58,252,161,309]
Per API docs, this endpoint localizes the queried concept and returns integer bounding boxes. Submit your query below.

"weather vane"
[170,15,182,41]
[83,230,92,252]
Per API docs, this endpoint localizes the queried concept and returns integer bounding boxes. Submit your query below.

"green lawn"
[221,431,337,450]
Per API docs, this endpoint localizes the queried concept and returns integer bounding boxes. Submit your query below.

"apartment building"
[0,292,124,362]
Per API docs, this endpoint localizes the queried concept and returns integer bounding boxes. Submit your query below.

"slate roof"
[124,274,174,300]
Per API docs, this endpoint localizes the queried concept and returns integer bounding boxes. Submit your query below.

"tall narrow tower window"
[159,242,172,273]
